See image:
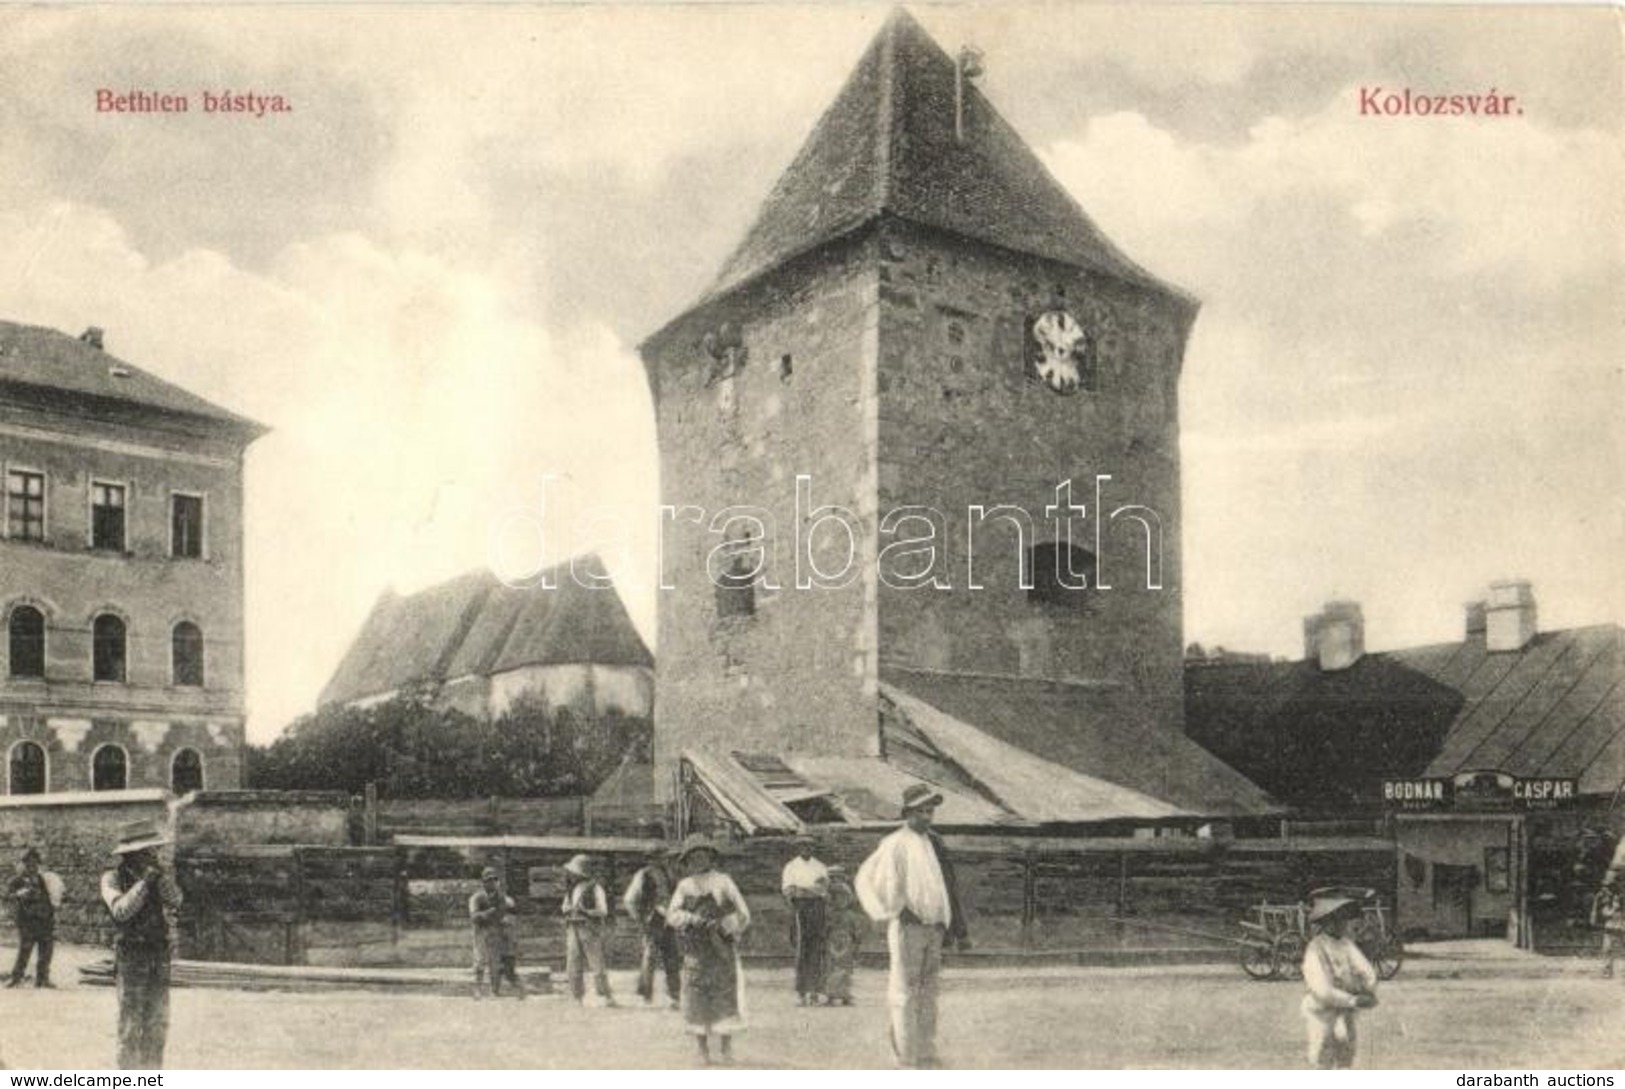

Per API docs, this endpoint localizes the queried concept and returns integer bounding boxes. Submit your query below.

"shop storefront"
[1387,770,1599,950]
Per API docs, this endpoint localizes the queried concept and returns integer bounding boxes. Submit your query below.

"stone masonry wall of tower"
[873,219,1192,737]
[648,233,884,784]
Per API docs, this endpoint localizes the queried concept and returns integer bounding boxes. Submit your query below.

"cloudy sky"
[1,4,1619,742]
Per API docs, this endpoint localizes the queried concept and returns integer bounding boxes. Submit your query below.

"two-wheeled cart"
[1236,886,1404,981]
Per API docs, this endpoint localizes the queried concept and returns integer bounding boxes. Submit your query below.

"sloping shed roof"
[0,320,265,439]
[879,684,1190,822]
[883,667,1277,818]
[318,556,652,709]
[682,748,804,834]
[651,8,1189,346]
[1185,624,1625,805]
[785,754,1014,826]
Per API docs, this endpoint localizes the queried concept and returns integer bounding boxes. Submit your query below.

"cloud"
[1043,93,1622,655]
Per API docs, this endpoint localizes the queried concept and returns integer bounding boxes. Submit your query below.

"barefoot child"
[821,865,866,1006]
[1301,897,1378,1069]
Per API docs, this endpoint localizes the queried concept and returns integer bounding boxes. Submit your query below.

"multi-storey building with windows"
[0,321,265,794]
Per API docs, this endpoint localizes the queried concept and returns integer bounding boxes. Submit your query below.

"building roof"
[681,748,1014,833]
[1185,624,1625,807]
[682,748,806,834]
[0,321,265,440]
[882,667,1278,819]
[879,684,1191,822]
[653,8,1188,343]
[318,556,653,709]
[784,754,1013,826]
[681,668,1269,830]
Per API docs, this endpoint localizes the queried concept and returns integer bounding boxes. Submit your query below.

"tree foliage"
[247,689,651,798]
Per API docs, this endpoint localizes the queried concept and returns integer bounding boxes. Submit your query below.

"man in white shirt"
[855,784,968,1068]
[781,834,830,1004]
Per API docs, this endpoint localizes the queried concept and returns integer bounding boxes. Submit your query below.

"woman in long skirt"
[667,834,751,1065]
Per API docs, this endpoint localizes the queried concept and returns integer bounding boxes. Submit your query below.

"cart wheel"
[1240,942,1277,980]
[1273,934,1306,981]
[1372,936,1404,980]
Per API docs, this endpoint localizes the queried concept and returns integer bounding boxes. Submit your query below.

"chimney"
[1303,600,1364,671]
[79,327,104,350]
[1485,579,1537,653]
[1464,600,1487,640]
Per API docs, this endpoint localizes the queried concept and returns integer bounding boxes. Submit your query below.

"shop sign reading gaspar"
[1381,769,1578,811]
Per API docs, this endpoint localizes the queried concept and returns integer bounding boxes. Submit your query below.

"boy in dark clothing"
[8,847,62,988]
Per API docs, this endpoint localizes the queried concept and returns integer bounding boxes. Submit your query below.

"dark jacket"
[927,831,969,945]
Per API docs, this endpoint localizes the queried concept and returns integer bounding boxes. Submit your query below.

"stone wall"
[173,790,353,848]
[645,232,884,785]
[874,219,1193,732]
[0,789,170,945]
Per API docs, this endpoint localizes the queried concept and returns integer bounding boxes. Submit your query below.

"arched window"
[172,622,204,687]
[93,614,126,682]
[8,741,46,795]
[171,748,203,794]
[8,606,44,678]
[1028,542,1097,607]
[91,744,127,791]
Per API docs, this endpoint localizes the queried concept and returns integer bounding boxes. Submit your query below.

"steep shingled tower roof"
[702,8,1186,306]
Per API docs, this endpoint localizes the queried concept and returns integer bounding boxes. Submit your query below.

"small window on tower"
[716,552,756,619]
[779,354,793,382]
[1028,542,1096,607]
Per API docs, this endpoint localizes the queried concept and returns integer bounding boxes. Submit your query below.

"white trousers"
[886,919,944,1067]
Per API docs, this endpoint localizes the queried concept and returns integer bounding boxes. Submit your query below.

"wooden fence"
[175,831,1395,968]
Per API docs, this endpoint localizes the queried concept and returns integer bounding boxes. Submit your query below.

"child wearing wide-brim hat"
[1300,897,1379,1069]
[561,853,614,1006]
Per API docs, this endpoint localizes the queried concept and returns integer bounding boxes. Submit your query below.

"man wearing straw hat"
[1301,896,1379,1069]
[854,784,968,1068]
[100,819,183,1069]
[561,853,615,1006]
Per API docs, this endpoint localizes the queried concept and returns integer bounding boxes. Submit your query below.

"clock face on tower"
[1028,309,1095,395]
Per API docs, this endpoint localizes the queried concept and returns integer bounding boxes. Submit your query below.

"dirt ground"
[5,944,1622,1069]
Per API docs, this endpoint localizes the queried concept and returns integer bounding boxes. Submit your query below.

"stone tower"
[641,10,1202,805]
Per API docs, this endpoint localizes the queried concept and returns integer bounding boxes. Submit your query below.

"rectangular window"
[91,482,126,552]
[6,471,44,542]
[171,494,204,559]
